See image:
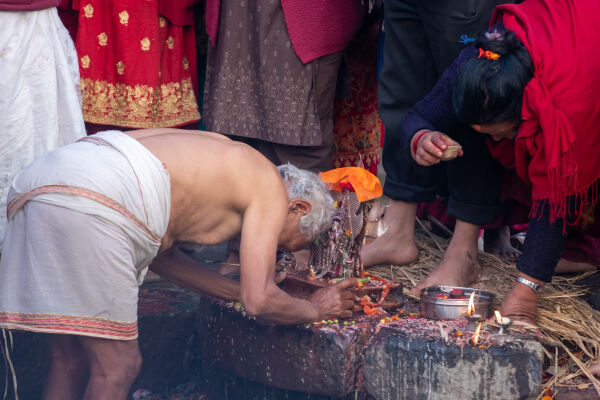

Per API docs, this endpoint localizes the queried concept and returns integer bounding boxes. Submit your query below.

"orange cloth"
[319,167,382,202]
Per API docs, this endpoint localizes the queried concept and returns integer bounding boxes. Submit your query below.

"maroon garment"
[205,0,364,64]
[0,0,58,10]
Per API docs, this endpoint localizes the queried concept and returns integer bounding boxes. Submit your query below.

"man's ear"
[289,199,312,216]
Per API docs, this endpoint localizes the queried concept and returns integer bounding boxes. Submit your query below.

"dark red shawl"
[488,0,600,222]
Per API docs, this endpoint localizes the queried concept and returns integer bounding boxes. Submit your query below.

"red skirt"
[75,0,200,128]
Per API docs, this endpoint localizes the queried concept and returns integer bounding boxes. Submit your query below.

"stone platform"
[196,297,544,400]
[2,282,590,400]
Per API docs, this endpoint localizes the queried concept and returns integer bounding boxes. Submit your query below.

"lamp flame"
[467,292,476,316]
[494,310,502,324]
[472,322,482,345]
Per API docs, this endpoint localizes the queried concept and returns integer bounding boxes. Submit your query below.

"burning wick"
[464,291,482,331]
[494,310,511,335]
[467,291,476,316]
[470,322,483,346]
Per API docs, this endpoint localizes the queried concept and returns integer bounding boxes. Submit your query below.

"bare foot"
[555,258,597,274]
[500,281,540,330]
[361,231,419,267]
[361,200,419,267]
[411,220,481,295]
[484,226,520,260]
[410,250,481,295]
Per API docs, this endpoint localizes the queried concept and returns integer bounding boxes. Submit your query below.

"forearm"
[150,248,240,301]
[241,283,320,325]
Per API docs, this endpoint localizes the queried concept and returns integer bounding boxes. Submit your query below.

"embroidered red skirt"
[75,0,200,128]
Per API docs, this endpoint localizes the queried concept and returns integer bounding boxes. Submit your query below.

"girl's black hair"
[452,29,534,125]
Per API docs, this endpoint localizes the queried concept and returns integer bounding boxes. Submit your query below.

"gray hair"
[278,164,335,240]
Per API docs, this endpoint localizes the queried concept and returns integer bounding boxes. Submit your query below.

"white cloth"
[0,8,86,250]
[0,131,171,339]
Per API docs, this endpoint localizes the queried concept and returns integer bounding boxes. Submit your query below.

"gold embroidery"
[166,36,174,50]
[159,16,166,28]
[116,61,125,75]
[80,77,200,128]
[80,55,90,69]
[98,32,108,47]
[182,57,189,70]
[140,37,151,51]
[83,4,94,18]
[119,11,129,26]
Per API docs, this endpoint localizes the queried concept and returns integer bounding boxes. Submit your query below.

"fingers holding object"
[415,150,440,166]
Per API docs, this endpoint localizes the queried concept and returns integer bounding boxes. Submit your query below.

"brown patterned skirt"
[203,0,322,147]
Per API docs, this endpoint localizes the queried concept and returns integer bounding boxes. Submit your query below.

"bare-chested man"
[0,128,355,400]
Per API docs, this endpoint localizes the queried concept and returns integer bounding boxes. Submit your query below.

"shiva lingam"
[494,310,512,335]
[280,167,402,316]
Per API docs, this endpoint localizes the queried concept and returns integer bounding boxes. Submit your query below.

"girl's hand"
[411,130,463,166]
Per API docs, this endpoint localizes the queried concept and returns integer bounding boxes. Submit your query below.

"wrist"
[308,300,321,322]
[411,129,431,158]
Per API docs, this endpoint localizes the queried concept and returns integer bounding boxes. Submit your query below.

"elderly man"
[0,128,355,400]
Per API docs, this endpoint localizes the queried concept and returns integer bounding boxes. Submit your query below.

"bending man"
[0,128,355,399]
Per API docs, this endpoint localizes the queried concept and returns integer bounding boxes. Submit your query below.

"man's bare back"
[128,128,288,251]
[129,128,356,325]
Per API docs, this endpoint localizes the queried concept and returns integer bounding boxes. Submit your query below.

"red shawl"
[488,0,600,222]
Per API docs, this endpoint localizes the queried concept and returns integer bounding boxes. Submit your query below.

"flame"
[472,322,482,345]
[494,310,502,324]
[467,292,476,316]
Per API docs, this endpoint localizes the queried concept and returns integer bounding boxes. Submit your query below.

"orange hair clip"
[478,48,500,60]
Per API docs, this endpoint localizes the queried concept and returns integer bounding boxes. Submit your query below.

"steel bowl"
[419,286,496,320]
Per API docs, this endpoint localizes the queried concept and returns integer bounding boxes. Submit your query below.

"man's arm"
[238,201,355,325]
[150,248,240,301]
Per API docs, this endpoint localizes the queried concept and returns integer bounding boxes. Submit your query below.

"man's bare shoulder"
[129,128,283,193]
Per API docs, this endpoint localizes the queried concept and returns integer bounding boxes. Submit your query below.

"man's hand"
[308,279,357,320]
[411,130,463,166]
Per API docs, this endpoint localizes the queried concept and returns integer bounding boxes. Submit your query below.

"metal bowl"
[419,286,496,320]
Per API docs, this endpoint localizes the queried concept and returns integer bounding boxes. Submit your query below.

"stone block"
[195,298,369,397]
[363,326,543,400]
[0,282,201,399]
[133,282,203,392]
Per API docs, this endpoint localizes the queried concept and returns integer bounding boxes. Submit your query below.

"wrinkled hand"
[412,130,463,166]
[308,279,356,320]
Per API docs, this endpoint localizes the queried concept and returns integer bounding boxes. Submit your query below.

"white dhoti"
[0,131,171,340]
[0,7,86,250]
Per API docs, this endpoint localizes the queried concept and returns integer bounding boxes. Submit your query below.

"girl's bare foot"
[484,226,521,260]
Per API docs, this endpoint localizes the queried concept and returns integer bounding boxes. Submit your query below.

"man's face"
[279,229,313,253]
[471,121,520,142]
[277,198,314,252]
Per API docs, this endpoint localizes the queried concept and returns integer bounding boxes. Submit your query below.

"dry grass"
[369,227,600,399]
